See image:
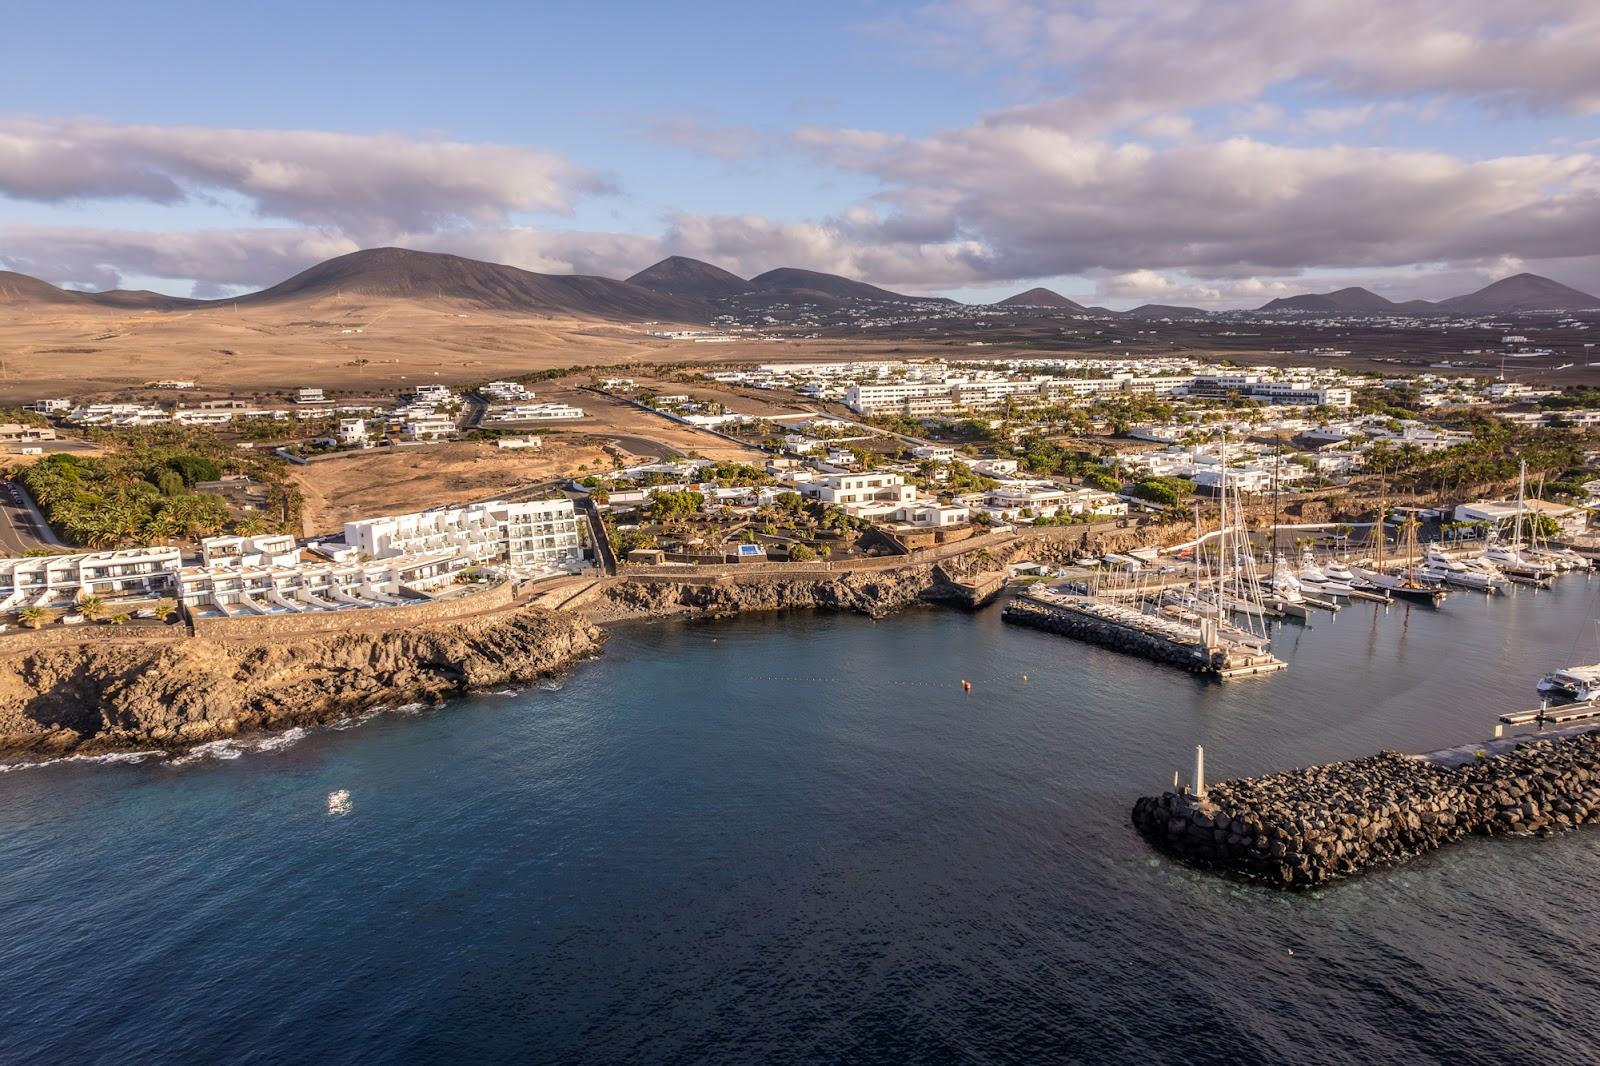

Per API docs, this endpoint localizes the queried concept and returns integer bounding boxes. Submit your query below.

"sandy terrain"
[533,385,767,461]
[0,297,765,404]
[289,438,614,536]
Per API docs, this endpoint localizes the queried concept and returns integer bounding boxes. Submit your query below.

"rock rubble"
[1132,731,1600,888]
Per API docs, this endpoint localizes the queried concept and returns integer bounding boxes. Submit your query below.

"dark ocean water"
[7,580,1600,1064]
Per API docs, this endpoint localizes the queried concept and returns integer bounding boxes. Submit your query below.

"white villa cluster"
[0,500,585,618]
[702,358,1353,418]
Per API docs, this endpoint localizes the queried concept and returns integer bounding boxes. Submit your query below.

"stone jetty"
[1003,590,1284,679]
[1132,729,1600,888]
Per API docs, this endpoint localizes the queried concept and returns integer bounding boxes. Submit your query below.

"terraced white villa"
[0,499,586,621]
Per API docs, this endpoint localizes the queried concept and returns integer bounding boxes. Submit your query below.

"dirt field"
[533,384,768,461]
[289,438,614,536]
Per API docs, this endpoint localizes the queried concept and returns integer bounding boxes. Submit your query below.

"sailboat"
[1352,477,1446,605]
[1479,460,1556,583]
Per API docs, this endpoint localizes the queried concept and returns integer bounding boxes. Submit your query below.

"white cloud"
[0,224,360,293]
[895,0,1600,133]
[794,121,1600,282]
[0,119,607,241]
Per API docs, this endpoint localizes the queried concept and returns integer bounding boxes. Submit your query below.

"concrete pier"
[1002,590,1284,679]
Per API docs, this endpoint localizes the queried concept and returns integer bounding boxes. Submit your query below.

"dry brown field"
[289,438,614,537]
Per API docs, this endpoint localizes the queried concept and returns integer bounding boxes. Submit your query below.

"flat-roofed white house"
[200,534,300,569]
[0,546,184,610]
[338,418,369,445]
[898,503,970,527]
[799,473,919,519]
[978,484,1071,519]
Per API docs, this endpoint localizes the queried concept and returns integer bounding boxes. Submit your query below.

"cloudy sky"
[2,0,1598,307]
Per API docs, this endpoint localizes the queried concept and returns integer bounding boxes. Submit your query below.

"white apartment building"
[32,398,71,414]
[343,499,584,572]
[296,387,330,404]
[177,549,461,615]
[414,384,454,404]
[68,403,169,426]
[0,546,184,610]
[484,403,586,422]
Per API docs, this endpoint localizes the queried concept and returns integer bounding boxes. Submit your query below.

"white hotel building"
[343,499,583,572]
[0,501,586,619]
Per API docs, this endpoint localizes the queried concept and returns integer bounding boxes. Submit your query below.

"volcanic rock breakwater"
[1132,730,1600,888]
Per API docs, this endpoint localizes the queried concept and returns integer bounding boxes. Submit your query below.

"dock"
[1002,589,1285,680]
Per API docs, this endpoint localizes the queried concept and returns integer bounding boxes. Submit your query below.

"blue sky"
[2,0,1598,307]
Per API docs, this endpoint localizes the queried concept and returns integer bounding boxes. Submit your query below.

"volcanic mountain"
[0,271,200,311]
[1259,286,1397,313]
[625,256,752,300]
[231,247,705,321]
[749,267,948,304]
[1125,303,1210,318]
[997,287,1086,310]
[1434,273,1600,313]
[1258,273,1599,314]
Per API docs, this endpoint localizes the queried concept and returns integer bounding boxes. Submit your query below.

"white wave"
[328,708,385,731]
[537,680,563,692]
[327,788,352,816]
[393,701,430,715]
[170,726,310,766]
[0,749,167,773]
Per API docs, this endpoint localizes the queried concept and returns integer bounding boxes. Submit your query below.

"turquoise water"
[5,581,1600,1063]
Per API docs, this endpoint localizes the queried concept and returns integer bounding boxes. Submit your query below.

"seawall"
[1131,730,1600,888]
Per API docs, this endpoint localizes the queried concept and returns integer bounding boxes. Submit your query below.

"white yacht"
[1298,552,1353,597]
[1537,665,1600,702]
[1423,546,1505,592]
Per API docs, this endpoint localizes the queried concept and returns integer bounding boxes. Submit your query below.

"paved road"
[0,481,57,554]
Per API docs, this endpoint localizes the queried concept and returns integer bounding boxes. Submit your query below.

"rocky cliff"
[0,606,604,759]
[591,524,1177,622]
[594,565,945,621]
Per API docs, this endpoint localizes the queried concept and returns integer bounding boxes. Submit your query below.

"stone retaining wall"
[1131,731,1600,888]
[0,623,185,656]
[188,580,519,640]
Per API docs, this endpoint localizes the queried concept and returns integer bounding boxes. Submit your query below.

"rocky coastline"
[0,523,1173,765]
[585,522,1167,623]
[1132,730,1600,888]
[0,606,605,761]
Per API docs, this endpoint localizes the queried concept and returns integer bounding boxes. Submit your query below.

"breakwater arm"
[1132,731,1600,888]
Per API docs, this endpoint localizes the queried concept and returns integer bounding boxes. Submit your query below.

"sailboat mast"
[1376,473,1386,570]
[1217,432,1228,607]
[1515,459,1527,551]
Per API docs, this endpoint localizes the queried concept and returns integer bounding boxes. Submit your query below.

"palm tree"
[17,607,48,629]
[153,597,180,622]
[77,595,108,622]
